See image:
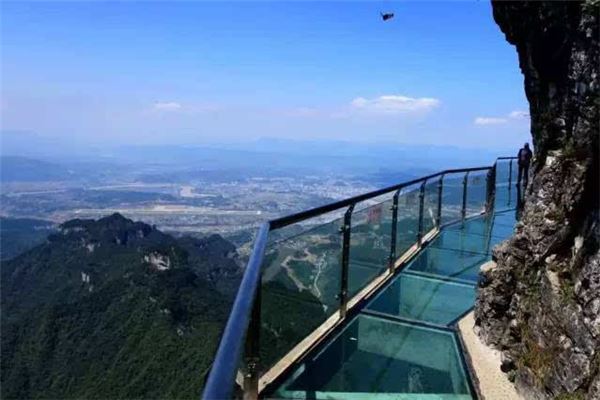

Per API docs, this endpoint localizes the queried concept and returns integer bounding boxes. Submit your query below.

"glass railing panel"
[348,200,392,298]
[366,274,476,326]
[494,161,507,207]
[495,160,512,185]
[440,173,465,225]
[509,159,521,206]
[511,159,519,185]
[266,223,312,243]
[269,314,472,399]
[466,171,487,216]
[423,179,440,234]
[494,160,514,210]
[395,185,420,257]
[259,216,343,372]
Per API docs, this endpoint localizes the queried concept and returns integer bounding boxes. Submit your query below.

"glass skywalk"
[202,158,521,400]
[267,210,517,399]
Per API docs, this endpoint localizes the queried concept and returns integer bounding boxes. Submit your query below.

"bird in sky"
[381,12,394,21]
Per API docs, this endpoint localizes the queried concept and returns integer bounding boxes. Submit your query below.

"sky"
[0,1,531,150]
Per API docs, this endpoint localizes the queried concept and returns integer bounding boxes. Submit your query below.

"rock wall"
[475,1,599,399]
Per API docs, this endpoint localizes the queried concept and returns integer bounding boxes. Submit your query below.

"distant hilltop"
[1,212,241,399]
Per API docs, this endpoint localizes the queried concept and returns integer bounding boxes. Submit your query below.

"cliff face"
[475,1,599,399]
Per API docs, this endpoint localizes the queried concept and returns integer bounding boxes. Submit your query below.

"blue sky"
[1,1,530,150]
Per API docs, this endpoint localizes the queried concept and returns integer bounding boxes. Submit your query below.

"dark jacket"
[518,147,532,166]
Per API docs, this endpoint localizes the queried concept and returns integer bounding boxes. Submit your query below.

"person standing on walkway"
[517,143,533,189]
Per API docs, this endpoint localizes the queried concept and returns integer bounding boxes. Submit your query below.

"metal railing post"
[485,163,496,214]
[242,290,261,400]
[508,159,513,206]
[339,204,354,319]
[461,172,469,221]
[436,175,443,228]
[417,181,426,244]
[388,190,400,272]
[508,158,513,186]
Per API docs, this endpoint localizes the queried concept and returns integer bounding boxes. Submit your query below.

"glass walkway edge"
[202,157,521,400]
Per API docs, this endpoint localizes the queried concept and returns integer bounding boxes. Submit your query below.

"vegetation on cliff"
[1,213,240,399]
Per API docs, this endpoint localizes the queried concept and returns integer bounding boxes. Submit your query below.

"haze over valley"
[1,135,508,255]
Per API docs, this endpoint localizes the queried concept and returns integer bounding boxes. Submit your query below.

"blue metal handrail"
[202,222,269,400]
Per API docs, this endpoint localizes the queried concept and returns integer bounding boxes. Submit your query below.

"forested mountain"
[1,213,241,399]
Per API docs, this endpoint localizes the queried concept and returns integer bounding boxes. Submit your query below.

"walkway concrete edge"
[457,312,522,400]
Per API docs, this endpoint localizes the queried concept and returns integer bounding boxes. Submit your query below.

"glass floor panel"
[492,211,518,227]
[490,223,515,240]
[487,234,510,250]
[271,314,472,400]
[445,215,515,240]
[404,247,489,284]
[445,218,493,237]
[366,274,476,326]
[429,230,493,255]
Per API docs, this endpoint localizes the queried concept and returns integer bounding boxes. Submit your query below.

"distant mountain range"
[1,133,513,180]
[0,156,77,182]
[1,213,241,399]
[99,139,509,175]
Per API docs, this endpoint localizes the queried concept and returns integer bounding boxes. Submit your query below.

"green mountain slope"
[1,213,240,399]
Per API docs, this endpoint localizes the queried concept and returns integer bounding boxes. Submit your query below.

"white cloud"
[350,95,440,114]
[474,110,530,126]
[153,102,182,111]
[150,102,221,114]
[508,110,529,119]
[474,117,508,125]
